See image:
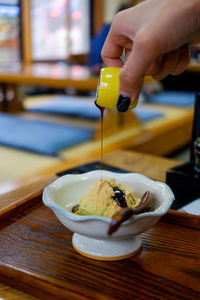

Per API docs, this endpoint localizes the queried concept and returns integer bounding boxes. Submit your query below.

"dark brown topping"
[71,204,80,213]
[112,186,127,207]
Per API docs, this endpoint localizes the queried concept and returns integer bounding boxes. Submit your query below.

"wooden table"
[0,150,199,300]
[0,61,156,113]
[0,62,98,90]
[0,62,98,112]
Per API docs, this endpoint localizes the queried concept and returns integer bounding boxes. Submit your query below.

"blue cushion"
[27,95,164,122]
[134,107,163,122]
[148,91,195,107]
[0,113,94,156]
[28,96,100,120]
[89,24,111,67]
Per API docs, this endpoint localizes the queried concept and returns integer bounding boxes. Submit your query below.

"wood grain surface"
[0,198,199,300]
[0,150,199,299]
[0,175,56,218]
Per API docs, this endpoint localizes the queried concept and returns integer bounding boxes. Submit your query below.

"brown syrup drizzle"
[95,101,128,207]
[95,100,105,181]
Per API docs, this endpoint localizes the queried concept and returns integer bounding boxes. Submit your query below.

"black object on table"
[57,161,128,177]
[167,92,200,210]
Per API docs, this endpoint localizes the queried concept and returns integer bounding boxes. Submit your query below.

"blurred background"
[0,0,199,188]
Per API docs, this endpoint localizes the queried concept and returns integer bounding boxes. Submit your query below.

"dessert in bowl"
[42,170,174,261]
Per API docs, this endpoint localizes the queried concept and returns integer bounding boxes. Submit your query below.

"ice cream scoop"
[108,191,153,235]
[78,179,138,218]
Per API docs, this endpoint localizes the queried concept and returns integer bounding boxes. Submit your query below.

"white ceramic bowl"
[43,170,174,261]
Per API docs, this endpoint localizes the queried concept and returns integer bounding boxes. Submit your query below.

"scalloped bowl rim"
[42,170,175,224]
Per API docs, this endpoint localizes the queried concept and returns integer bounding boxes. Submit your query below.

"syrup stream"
[95,100,105,181]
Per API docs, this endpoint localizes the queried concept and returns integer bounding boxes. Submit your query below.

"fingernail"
[120,90,131,98]
[117,95,130,112]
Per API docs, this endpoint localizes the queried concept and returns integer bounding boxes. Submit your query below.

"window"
[31,0,91,61]
[0,0,21,64]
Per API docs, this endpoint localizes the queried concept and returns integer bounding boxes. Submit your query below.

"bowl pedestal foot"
[72,233,142,261]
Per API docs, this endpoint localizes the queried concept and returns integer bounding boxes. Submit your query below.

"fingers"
[101,36,134,67]
[118,44,190,105]
[152,49,181,80]
[145,55,164,77]
[101,17,127,68]
[101,41,124,68]
[171,45,191,75]
[150,45,190,80]
[119,35,157,104]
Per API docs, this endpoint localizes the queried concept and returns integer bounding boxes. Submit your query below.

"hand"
[101,0,200,106]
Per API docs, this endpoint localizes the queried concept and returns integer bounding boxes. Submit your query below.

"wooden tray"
[0,193,199,300]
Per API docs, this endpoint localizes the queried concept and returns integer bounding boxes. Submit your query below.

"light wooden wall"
[103,0,128,23]
[21,0,32,62]
[103,0,142,23]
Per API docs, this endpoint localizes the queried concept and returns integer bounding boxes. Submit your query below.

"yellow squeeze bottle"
[96,67,138,110]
